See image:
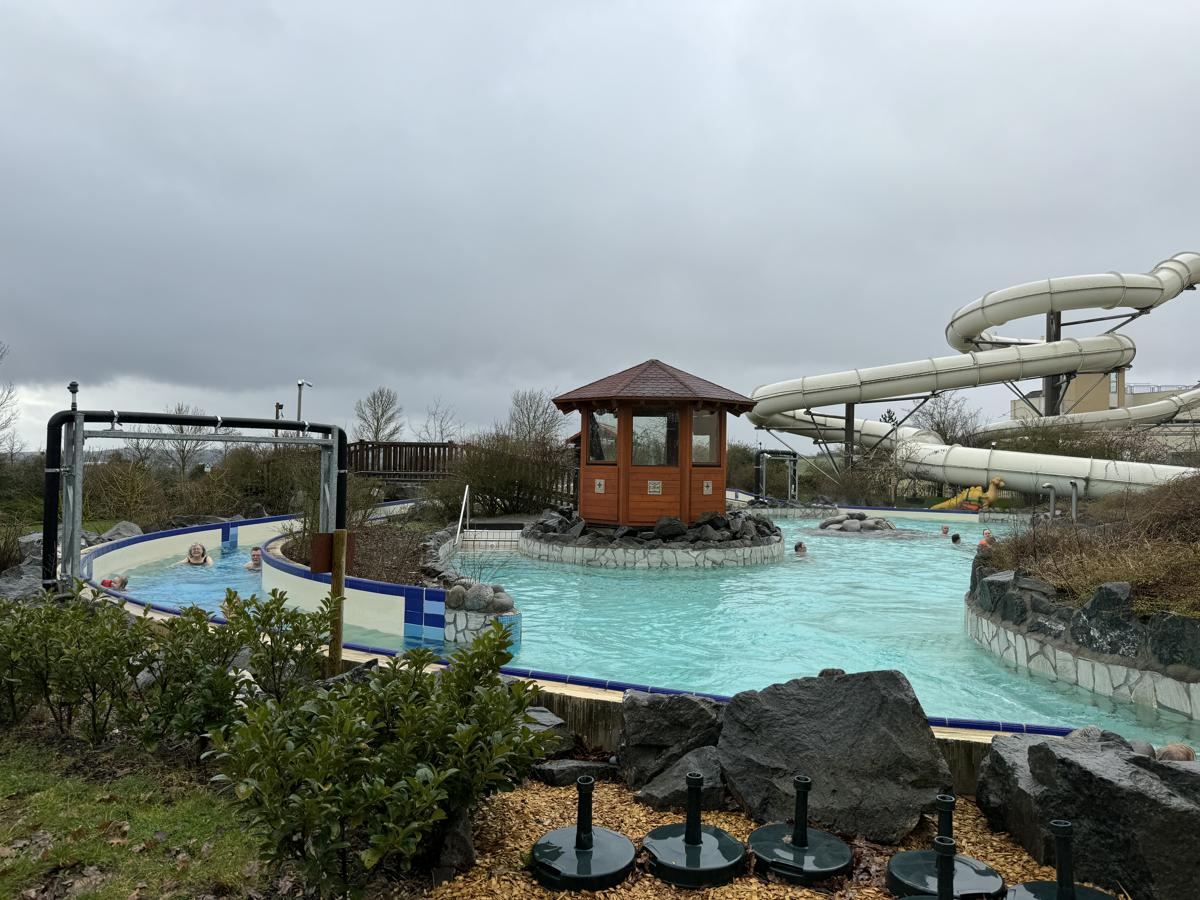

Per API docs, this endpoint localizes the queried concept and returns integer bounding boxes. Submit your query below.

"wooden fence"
[347,441,464,481]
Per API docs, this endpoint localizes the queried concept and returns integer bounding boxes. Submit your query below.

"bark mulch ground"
[425,780,1081,900]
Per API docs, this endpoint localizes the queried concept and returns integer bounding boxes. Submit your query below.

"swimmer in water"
[794,541,808,555]
[940,525,950,536]
[950,533,962,545]
[100,575,129,590]
[244,546,262,571]
[180,543,213,567]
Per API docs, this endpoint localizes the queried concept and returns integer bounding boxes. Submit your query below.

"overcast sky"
[3,1,1198,451]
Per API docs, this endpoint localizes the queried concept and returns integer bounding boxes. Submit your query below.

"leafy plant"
[53,596,152,744]
[220,589,332,702]
[209,622,554,897]
[0,599,35,724]
[126,605,246,756]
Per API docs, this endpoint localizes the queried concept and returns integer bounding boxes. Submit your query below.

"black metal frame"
[41,409,347,589]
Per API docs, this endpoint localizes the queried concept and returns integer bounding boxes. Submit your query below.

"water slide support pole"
[1043,311,1063,416]
[844,403,855,470]
[1069,480,1079,522]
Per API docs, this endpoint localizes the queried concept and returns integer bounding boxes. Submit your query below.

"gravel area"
[425,780,1082,899]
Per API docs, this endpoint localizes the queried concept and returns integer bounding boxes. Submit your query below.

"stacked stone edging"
[520,508,784,568]
[418,525,522,645]
[965,565,1200,721]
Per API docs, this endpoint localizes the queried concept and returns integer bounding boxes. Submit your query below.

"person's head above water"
[941,525,950,535]
[186,543,208,564]
[794,541,807,555]
[100,575,128,590]
[951,533,961,544]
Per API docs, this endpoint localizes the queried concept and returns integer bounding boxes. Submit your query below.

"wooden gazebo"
[552,360,754,527]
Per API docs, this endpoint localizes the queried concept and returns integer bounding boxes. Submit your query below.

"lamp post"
[296,380,313,425]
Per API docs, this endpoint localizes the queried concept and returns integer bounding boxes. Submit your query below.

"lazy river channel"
[115,517,1200,745]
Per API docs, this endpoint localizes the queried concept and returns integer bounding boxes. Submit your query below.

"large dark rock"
[1068,582,1146,659]
[1146,613,1200,670]
[653,517,688,540]
[526,706,575,756]
[618,691,723,789]
[432,806,475,884]
[100,521,143,542]
[717,670,951,843]
[636,746,724,811]
[977,732,1200,900]
[532,758,618,786]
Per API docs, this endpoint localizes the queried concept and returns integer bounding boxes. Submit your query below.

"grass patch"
[0,729,265,900]
[988,472,1200,617]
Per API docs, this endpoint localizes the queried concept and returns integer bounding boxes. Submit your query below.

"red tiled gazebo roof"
[552,359,754,414]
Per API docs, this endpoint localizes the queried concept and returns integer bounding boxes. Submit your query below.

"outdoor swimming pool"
[109,518,1200,745]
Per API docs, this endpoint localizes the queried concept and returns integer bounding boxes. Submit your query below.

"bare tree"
[908,392,985,445]
[0,429,24,464]
[0,343,17,449]
[353,386,404,442]
[160,402,212,478]
[413,398,463,443]
[504,388,563,445]
[123,425,162,467]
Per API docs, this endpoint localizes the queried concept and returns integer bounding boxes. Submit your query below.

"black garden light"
[1007,820,1116,900]
[747,775,853,884]
[530,775,636,891]
[887,794,1006,898]
[642,772,746,888]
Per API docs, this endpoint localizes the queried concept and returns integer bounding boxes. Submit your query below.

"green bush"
[209,622,553,897]
[0,599,36,724]
[6,592,152,742]
[220,589,332,702]
[127,605,246,755]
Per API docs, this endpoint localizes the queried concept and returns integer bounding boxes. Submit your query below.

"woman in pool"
[179,543,213,567]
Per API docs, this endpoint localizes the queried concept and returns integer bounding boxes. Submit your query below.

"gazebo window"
[691,409,721,466]
[587,408,619,464]
[632,407,679,466]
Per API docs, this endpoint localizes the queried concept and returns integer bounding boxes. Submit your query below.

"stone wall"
[518,533,783,568]
[965,568,1200,721]
[520,508,785,568]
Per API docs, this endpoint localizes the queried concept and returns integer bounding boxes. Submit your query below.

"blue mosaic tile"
[403,609,423,626]
[424,599,445,615]
[423,612,445,629]
[425,587,446,604]
[404,593,423,614]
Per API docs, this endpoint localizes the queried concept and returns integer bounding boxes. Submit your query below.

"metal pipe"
[42,410,345,589]
[844,403,854,470]
[1050,820,1076,900]
[574,776,595,851]
[1043,482,1056,519]
[1069,480,1079,522]
[791,775,811,848]
[684,772,703,846]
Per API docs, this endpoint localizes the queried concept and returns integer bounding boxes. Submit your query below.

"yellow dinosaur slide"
[931,476,1005,510]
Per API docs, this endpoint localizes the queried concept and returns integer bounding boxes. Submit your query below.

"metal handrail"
[454,484,471,546]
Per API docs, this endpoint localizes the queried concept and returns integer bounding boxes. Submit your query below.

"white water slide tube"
[748,252,1200,497]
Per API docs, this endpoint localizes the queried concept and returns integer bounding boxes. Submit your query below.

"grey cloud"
[2,0,1198,447]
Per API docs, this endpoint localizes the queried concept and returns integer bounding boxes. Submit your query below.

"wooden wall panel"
[579,464,619,523]
[690,466,726,519]
[625,468,681,525]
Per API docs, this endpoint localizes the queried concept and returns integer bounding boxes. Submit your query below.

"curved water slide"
[748,252,1200,497]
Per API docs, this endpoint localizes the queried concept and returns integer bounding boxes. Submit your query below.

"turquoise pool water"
[111,520,1200,745]
[460,518,1200,745]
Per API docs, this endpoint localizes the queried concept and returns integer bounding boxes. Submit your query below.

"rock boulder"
[618,690,723,789]
[636,746,725,810]
[977,732,1200,900]
[718,670,951,843]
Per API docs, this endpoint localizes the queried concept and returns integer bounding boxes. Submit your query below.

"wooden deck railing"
[347,441,464,481]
